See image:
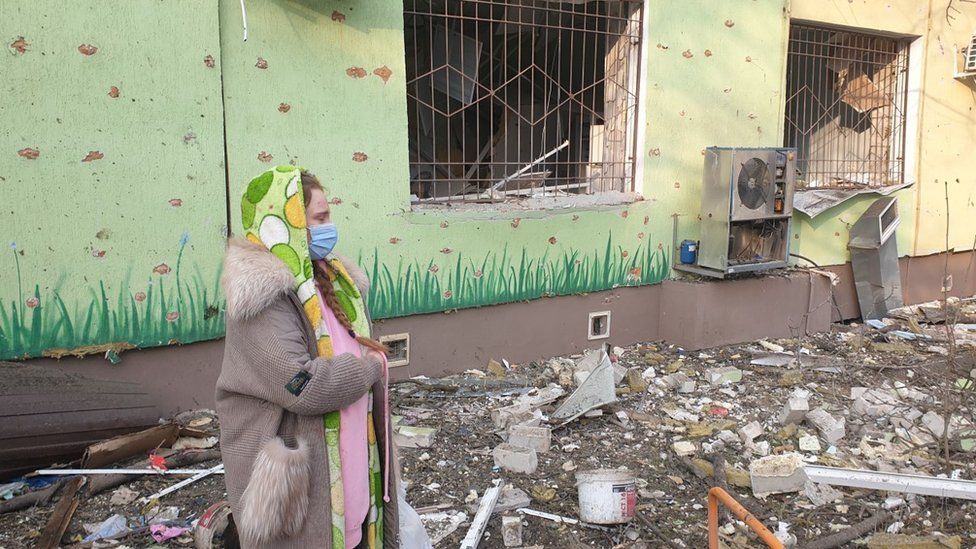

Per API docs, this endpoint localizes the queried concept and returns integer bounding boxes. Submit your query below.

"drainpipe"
[913,0,936,256]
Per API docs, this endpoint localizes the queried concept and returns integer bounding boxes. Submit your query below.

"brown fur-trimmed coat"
[216,237,400,548]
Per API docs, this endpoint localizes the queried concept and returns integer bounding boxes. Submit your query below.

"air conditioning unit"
[678,147,796,277]
[954,32,976,80]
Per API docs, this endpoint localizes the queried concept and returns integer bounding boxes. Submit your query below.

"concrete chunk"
[492,403,542,430]
[493,443,538,474]
[798,433,822,452]
[779,395,810,425]
[672,440,696,456]
[707,367,743,386]
[738,421,763,444]
[394,426,438,449]
[805,408,846,444]
[508,425,552,453]
[921,410,948,438]
[750,453,808,496]
[501,516,522,547]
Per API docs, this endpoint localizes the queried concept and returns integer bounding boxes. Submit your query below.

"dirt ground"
[2,306,975,548]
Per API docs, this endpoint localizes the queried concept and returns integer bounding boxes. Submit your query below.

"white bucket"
[575,469,637,524]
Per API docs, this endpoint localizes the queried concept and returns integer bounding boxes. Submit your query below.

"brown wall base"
[826,249,976,321]
[10,250,973,419]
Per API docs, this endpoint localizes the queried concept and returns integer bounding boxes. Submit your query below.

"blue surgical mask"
[308,223,338,260]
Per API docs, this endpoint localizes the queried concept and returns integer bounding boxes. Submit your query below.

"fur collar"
[222,237,371,321]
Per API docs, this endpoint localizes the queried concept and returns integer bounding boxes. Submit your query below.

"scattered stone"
[508,425,552,453]
[804,481,842,507]
[501,515,523,547]
[109,486,139,505]
[395,426,438,448]
[688,419,737,438]
[865,533,962,549]
[627,368,649,392]
[779,394,810,425]
[738,421,763,443]
[869,340,914,354]
[921,410,947,438]
[798,433,821,452]
[493,443,538,474]
[487,359,507,377]
[492,403,542,430]
[660,372,691,392]
[673,440,696,456]
[758,340,786,353]
[805,408,846,444]
[707,366,743,386]
[750,453,808,496]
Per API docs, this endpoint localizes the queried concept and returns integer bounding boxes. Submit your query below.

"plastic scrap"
[83,514,129,543]
[150,523,189,542]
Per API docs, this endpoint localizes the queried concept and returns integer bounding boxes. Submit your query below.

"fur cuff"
[239,437,312,544]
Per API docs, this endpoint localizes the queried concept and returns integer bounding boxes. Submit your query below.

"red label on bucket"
[612,483,637,518]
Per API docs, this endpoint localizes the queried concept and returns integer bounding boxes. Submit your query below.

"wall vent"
[379,333,410,367]
[587,311,611,341]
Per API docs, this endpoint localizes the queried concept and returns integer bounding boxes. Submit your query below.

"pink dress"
[318,289,371,549]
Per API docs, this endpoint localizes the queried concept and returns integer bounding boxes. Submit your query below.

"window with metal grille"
[403,0,644,204]
[784,24,910,190]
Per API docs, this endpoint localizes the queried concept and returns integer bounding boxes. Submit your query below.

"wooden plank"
[36,476,85,549]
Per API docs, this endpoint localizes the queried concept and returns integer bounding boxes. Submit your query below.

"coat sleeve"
[237,296,379,416]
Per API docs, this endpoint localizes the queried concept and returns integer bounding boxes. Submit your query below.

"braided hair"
[302,171,388,355]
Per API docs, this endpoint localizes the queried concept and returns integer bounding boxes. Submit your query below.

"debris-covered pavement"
[2,298,975,548]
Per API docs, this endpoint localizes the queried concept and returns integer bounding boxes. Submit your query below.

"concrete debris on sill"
[2,298,976,548]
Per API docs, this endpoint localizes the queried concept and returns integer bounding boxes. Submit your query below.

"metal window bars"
[404,0,644,203]
[784,23,910,190]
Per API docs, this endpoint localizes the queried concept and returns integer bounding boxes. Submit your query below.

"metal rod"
[141,464,225,503]
[492,140,569,190]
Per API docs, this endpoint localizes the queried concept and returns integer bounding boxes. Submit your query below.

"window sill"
[406,191,643,219]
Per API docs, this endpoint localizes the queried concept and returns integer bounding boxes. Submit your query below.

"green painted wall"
[218,0,671,321]
[641,0,789,241]
[0,1,227,359]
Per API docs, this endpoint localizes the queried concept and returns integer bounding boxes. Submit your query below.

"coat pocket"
[238,436,312,545]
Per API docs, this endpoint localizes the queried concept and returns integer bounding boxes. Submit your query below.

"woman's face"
[305,187,331,227]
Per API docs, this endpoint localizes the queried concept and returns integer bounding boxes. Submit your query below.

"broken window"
[784,24,910,189]
[403,0,644,204]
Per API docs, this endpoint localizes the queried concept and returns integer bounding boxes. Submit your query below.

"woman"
[217,166,400,548]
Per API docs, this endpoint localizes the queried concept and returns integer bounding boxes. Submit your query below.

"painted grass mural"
[366,235,670,319]
[0,237,224,360]
[2,233,668,359]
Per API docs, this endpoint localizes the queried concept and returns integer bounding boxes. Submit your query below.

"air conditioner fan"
[737,158,772,210]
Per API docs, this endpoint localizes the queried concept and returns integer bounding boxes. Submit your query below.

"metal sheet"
[849,196,903,319]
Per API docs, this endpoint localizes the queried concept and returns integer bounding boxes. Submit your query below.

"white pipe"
[240,0,248,41]
[806,465,976,501]
[34,468,224,476]
[460,479,504,549]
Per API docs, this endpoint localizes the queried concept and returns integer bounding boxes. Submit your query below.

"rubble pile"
[0,297,974,547]
[393,301,976,547]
